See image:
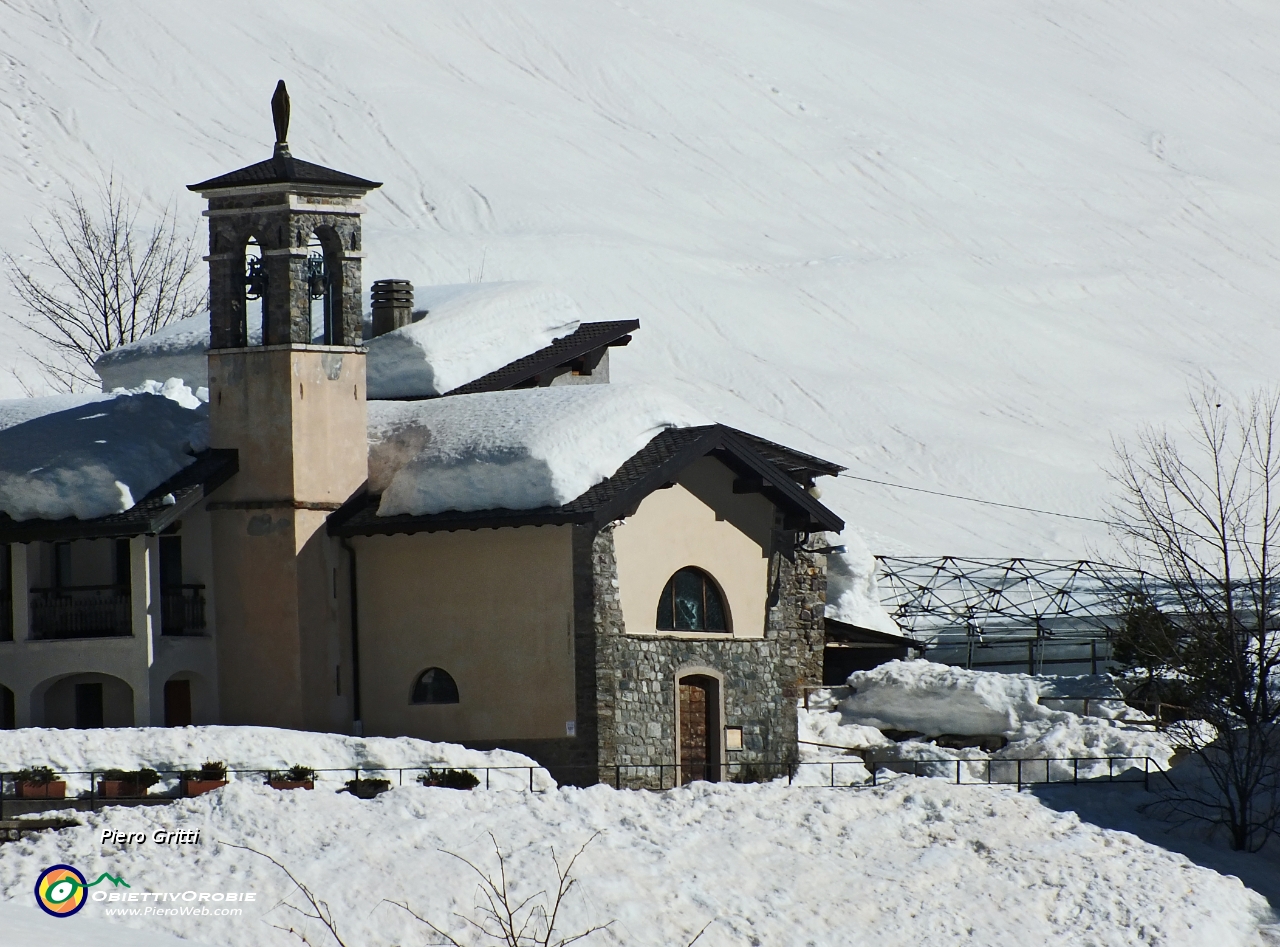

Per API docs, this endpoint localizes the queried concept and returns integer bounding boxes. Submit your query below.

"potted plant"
[268,765,316,791]
[98,768,160,798]
[180,761,228,797]
[417,767,480,790]
[341,776,391,799]
[14,766,66,800]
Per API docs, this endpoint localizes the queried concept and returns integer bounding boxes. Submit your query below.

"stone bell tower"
[188,81,380,731]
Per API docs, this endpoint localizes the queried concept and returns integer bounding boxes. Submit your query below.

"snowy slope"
[0,779,1272,946]
[3,2,1280,555]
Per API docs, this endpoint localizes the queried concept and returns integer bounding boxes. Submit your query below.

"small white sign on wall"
[724,726,743,750]
[565,720,577,737]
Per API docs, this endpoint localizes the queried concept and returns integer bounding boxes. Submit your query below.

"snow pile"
[824,533,899,633]
[0,900,191,947]
[0,725,548,791]
[800,663,1176,783]
[93,313,236,391]
[841,660,1052,736]
[0,379,208,521]
[370,384,708,515]
[0,779,1271,946]
[365,282,582,398]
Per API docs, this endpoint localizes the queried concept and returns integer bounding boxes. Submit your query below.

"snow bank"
[824,532,899,633]
[0,779,1268,946]
[841,660,1052,736]
[800,664,1175,784]
[365,282,582,398]
[370,384,708,515]
[0,725,546,789]
[0,379,208,521]
[93,313,263,392]
[0,900,191,947]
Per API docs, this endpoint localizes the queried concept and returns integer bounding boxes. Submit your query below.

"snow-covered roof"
[368,384,708,516]
[364,281,582,398]
[93,282,585,399]
[94,312,230,391]
[0,379,209,522]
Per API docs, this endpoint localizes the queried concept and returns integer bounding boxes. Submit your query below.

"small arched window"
[656,568,729,632]
[410,667,459,704]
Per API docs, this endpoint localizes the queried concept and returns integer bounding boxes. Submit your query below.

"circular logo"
[34,864,87,918]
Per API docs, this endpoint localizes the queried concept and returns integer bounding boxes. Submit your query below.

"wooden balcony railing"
[29,586,131,640]
[161,585,206,635]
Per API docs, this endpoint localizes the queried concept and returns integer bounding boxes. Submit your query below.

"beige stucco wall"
[612,457,774,639]
[208,345,367,504]
[208,345,365,732]
[354,525,576,743]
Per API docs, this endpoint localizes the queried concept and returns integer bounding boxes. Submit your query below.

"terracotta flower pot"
[16,780,66,800]
[268,780,314,791]
[98,780,149,798]
[182,779,227,797]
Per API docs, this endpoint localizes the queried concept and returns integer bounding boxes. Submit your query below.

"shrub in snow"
[0,725,549,792]
[418,767,480,790]
[343,777,392,799]
[14,765,58,785]
[0,378,207,521]
[370,384,708,515]
[365,281,583,398]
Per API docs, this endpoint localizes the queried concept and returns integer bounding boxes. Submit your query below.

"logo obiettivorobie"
[34,864,129,918]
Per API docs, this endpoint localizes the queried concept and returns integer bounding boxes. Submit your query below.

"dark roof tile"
[189,152,381,192]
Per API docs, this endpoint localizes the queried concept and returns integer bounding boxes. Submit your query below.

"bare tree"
[1110,381,1280,851]
[3,178,205,390]
[388,833,612,947]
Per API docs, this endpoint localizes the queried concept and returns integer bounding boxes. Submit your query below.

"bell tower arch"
[188,82,381,731]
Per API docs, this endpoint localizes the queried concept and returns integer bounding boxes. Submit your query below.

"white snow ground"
[0,725,550,791]
[0,778,1274,946]
[5,2,1280,554]
[798,661,1176,783]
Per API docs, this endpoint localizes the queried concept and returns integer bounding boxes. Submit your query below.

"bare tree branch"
[1109,380,1280,851]
[3,177,205,391]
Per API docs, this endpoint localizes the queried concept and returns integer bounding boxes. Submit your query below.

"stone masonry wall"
[590,524,827,788]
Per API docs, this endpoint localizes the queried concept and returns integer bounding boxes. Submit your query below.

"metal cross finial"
[271,80,290,148]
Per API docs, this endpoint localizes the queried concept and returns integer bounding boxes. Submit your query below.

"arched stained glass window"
[656,568,729,632]
[410,667,459,704]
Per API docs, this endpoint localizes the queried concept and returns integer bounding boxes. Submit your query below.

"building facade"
[0,88,845,786]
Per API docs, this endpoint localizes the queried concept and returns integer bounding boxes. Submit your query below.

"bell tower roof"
[188,81,381,193]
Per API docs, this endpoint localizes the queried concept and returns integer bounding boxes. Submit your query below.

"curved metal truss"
[875,557,1138,646]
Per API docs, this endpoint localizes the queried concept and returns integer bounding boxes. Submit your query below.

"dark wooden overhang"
[188,152,381,192]
[825,618,923,653]
[0,449,238,543]
[377,320,641,401]
[328,424,844,538]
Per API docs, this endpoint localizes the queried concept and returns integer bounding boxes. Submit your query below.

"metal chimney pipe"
[370,279,414,337]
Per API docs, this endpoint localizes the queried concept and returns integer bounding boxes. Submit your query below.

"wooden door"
[678,675,720,784]
[164,679,192,727]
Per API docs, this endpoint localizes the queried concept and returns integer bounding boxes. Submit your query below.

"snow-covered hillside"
[3,2,1280,556]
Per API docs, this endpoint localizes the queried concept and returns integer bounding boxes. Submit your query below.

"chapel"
[0,84,848,786]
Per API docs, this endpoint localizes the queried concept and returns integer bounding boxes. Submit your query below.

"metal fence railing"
[0,754,1175,819]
